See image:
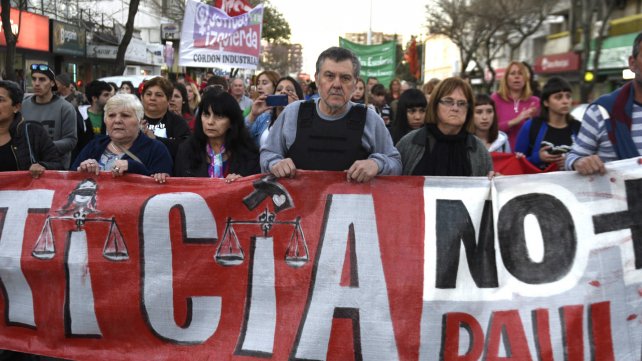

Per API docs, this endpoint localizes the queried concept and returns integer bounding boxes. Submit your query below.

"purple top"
[491,92,540,149]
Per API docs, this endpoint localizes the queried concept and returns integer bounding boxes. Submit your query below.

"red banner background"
[0,171,425,360]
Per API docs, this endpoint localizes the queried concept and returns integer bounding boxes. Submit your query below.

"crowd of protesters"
[1,31,641,186]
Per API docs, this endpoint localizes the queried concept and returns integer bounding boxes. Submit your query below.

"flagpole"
[367,0,372,45]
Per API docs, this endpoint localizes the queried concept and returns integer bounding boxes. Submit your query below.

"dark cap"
[56,73,71,87]
[30,64,57,92]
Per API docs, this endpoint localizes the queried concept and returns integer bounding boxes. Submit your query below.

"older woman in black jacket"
[174,91,259,180]
[0,80,63,177]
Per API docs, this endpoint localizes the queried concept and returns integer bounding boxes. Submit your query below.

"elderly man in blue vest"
[566,32,642,174]
[260,47,402,182]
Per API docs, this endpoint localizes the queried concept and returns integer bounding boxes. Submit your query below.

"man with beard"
[22,64,77,169]
[260,47,401,182]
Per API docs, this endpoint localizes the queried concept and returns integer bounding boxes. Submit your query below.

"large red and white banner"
[178,0,263,69]
[0,160,640,360]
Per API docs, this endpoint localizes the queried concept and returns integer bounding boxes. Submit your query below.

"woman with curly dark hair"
[173,91,259,180]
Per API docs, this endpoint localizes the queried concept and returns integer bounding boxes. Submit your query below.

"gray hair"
[104,93,144,122]
[634,32,642,59]
[315,47,361,79]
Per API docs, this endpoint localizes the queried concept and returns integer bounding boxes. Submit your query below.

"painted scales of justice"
[215,175,309,268]
[32,178,129,262]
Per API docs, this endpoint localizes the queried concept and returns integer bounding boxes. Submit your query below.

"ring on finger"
[114,166,120,172]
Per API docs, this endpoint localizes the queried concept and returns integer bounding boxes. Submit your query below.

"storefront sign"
[0,8,49,51]
[0,160,640,360]
[588,32,637,70]
[534,52,580,74]
[87,38,147,64]
[52,20,86,56]
[160,23,180,40]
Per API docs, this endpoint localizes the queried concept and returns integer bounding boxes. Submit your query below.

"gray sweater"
[22,95,77,169]
[260,100,402,175]
[395,126,493,176]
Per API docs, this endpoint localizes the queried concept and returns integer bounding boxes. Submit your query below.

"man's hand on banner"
[573,155,606,175]
[270,158,297,178]
[346,159,379,183]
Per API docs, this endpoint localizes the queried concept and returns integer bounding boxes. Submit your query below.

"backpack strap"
[528,118,544,156]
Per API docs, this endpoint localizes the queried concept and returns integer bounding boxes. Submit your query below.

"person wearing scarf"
[396,77,493,177]
[173,91,259,180]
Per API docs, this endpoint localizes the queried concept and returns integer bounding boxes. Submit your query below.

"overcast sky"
[267,0,429,75]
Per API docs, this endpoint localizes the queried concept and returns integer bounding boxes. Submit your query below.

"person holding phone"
[514,76,580,170]
[246,71,279,129]
[249,76,303,148]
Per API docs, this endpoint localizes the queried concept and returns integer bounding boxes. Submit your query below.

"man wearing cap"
[22,64,77,169]
[56,73,86,108]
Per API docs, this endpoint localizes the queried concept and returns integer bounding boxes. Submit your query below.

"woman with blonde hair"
[186,82,201,115]
[491,61,540,149]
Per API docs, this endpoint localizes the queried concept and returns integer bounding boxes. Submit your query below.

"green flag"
[339,37,396,87]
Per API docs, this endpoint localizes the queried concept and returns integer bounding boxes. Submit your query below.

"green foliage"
[248,0,291,43]
[262,5,291,43]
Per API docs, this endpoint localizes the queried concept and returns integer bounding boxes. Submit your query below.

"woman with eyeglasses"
[0,80,63,177]
[396,77,493,176]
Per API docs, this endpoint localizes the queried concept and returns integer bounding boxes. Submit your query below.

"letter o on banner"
[498,193,576,284]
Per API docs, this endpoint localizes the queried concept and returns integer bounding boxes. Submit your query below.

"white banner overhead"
[178,0,264,69]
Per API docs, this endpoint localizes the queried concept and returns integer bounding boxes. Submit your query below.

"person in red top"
[491,61,540,149]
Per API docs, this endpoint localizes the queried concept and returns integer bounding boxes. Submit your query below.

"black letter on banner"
[498,193,576,283]
[593,178,642,269]
[436,200,498,288]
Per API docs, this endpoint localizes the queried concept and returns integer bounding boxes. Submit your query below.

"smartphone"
[266,94,288,107]
[547,148,568,155]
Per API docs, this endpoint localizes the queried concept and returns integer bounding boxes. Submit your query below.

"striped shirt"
[565,102,642,170]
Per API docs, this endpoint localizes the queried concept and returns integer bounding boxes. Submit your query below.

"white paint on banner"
[240,236,276,354]
[0,190,53,327]
[67,231,101,336]
[294,194,399,361]
[141,192,221,344]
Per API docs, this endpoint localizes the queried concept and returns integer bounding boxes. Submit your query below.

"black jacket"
[174,140,260,178]
[145,111,191,160]
[9,114,64,170]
